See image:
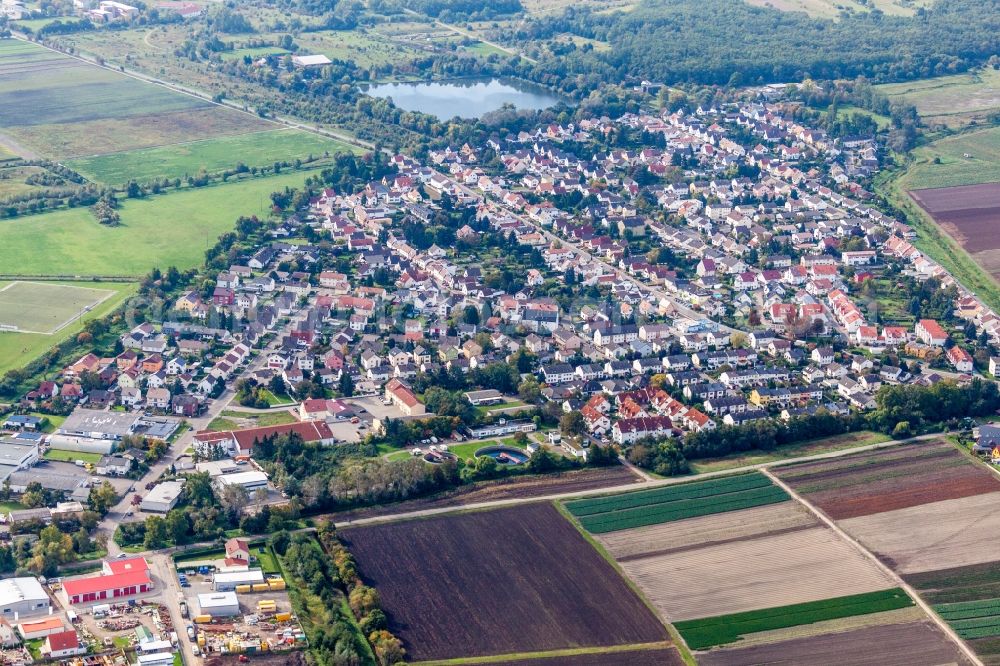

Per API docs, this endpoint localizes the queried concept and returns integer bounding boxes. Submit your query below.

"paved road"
[148,552,200,664]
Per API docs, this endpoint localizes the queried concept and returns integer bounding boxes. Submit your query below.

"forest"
[503,0,1000,92]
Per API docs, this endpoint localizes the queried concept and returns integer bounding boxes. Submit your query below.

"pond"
[361,78,563,119]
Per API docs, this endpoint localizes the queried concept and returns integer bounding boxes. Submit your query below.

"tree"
[517,377,541,403]
[87,481,119,515]
[462,305,480,326]
[560,410,586,438]
[143,516,168,549]
[218,483,249,524]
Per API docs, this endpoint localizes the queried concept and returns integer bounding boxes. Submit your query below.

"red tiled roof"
[46,630,79,652]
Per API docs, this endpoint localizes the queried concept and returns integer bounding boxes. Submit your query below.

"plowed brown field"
[340,503,668,662]
[911,184,1000,281]
[775,442,999,519]
[698,620,972,666]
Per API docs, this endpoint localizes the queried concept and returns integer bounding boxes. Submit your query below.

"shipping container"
[193,614,213,624]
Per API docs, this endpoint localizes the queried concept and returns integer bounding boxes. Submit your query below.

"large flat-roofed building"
[62,557,153,606]
[214,471,268,495]
[0,439,39,470]
[140,480,184,513]
[197,592,240,617]
[0,578,50,619]
[59,409,140,440]
[212,569,264,591]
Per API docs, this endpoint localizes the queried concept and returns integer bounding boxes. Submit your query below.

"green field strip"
[578,485,790,534]
[936,598,1000,620]
[674,588,914,650]
[566,473,773,517]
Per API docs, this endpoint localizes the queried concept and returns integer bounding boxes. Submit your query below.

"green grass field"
[44,449,102,464]
[900,126,1000,190]
[207,409,297,431]
[565,473,789,533]
[675,589,914,649]
[690,431,891,474]
[0,281,115,333]
[0,281,135,376]
[67,128,358,185]
[877,68,1000,127]
[0,169,318,277]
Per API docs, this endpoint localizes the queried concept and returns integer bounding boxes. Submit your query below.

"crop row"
[936,597,1000,620]
[566,472,773,517]
[674,588,914,650]
[578,484,789,534]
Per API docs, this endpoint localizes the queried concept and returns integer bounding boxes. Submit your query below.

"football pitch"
[0,281,115,334]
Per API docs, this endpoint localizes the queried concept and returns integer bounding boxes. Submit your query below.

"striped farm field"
[774,441,1000,519]
[936,598,1000,640]
[674,589,914,650]
[565,472,788,533]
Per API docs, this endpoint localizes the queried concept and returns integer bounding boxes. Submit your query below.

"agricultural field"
[908,563,1000,663]
[490,647,685,666]
[877,68,1000,128]
[0,38,269,160]
[674,588,914,649]
[909,183,1000,282]
[698,620,971,665]
[0,281,115,334]
[564,472,788,533]
[339,503,672,662]
[840,492,1000,574]
[66,128,357,186]
[0,281,136,376]
[0,169,318,277]
[609,507,895,621]
[774,441,999,519]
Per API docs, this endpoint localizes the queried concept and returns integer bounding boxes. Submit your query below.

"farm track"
[11,35,375,154]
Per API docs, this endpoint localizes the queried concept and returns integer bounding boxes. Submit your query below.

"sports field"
[67,128,359,186]
[0,38,270,159]
[0,281,114,334]
[0,280,136,376]
[0,169,318,277]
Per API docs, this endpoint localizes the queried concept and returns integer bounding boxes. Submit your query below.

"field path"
[761,468,983,666]
[0,130,39,160]
[400,7,538,63]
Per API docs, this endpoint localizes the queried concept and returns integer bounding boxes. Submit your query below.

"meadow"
[0,169,319,277]
[898,126,1000,190]
[743,0,932,19]
[0,281,136,376]
[877,67,1000,127]
[67,128,358,185]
